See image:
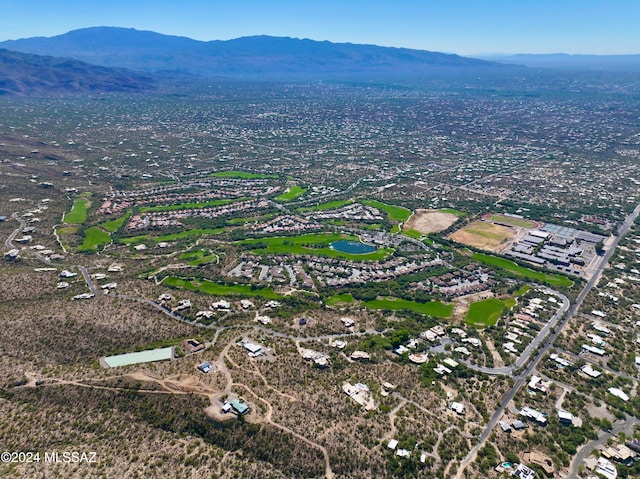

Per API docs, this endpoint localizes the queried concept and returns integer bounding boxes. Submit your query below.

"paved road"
[4,212,53,264]
[288,176,369,206]
[78,265,99,294]
[109,288,389,349]
[462,288,570,376]
[561,349,637,382]
[5,212,26,249]
[454,203,640,479]
[566,415,639,479]
[347,226,432,252]
[12,194,640,479]
[270,182,433,258]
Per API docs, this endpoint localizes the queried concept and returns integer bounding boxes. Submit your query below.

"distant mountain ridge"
[0,27,511,79]
[480,53,640,71]
[0,48,154,96]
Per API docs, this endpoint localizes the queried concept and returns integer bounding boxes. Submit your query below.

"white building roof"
[608,387,630,402]
[243,342,262,354]
[581,364,602,378]
[558,410,573,421]
[443,358,459,368]
[582,344,606,356]
[596,457,618,479]
[396,449,411,458]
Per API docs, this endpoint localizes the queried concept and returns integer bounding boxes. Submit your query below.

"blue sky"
[1,0,638,55]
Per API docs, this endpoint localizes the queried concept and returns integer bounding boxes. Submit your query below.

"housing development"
[1,57,640,479]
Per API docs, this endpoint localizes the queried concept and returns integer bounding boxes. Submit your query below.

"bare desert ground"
[405,209,459,234]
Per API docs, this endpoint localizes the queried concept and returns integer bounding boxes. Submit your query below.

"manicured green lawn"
[486,214,537,229]
[241,233,352,247]
[65,199,89,224]
[179,251,206,260]
[360,200,411,222]
[140,199,234,213]
[99,212,131,233]
[118,235,150,245]
[78,226,111,252]
[466,298,512,327]
[364,298,452,318]
[515,285,531,296]
[275,185,307,201]
[439,208,466,217]
[154,228,226,242]
[179,250,218,266]
[119,228,226,244]
[325,293,354,306]
[209,171,277,179]
[239,233,392,261]
[189,256,218,266]
[296,200,354,212]
[473,253,573,288]
[462,221,511,241]
[163,277,281,299]
[403,228,422,239]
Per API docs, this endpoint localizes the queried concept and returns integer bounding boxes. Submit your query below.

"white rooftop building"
[581,364,602,378]
[396,449,411,458]
[558,410,574,424]
[549,353,572,368]
[211,300,231,309]
[608,387,630,402]
[520,406,547,424]
[595,457,617,479]
[582,344,606,356]
[341,317,355,327]
[242,341,263,355]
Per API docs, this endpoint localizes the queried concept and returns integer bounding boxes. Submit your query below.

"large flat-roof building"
[102,347,174,368]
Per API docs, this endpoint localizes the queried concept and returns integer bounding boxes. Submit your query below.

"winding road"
[566,415,640,479]
[8,189,640,479]
[461,287,570,376]
[5,212,26,249]
[454,202,640,479]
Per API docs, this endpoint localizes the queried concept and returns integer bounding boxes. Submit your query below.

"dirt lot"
[128,372,216,394]
[448,220,515,251]
[405,209,459,234]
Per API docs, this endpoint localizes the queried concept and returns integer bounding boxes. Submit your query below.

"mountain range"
[5,27,637,97]
[481,53,640,71]
[0,27,508,79]
[0,48,154,96]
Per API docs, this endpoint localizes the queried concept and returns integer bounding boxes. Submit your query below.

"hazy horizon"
[1,0,639,56]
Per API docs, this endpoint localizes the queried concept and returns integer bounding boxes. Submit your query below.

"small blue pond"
[330,240,376,254]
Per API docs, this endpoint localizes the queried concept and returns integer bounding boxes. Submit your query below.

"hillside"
[0,48,154,96]
[0,27,513,79]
